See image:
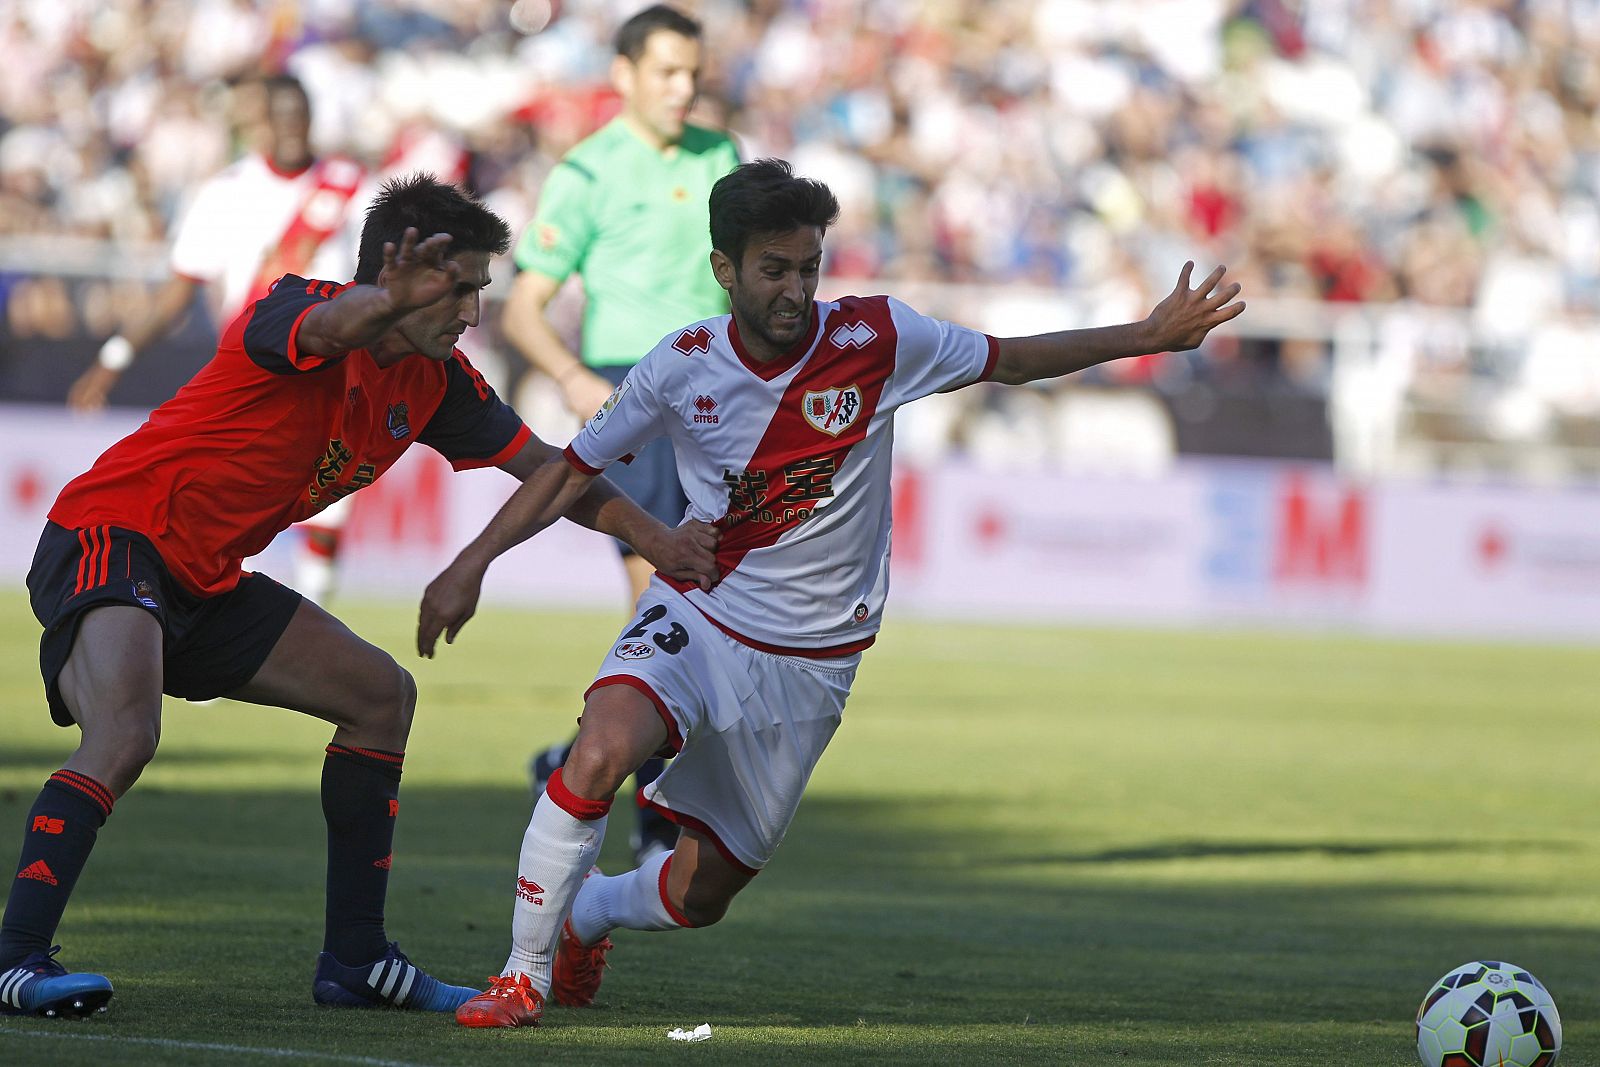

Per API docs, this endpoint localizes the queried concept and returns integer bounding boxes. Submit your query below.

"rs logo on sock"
[30,817,65,834]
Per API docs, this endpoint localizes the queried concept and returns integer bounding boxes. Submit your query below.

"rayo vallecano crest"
[802,384,862,436]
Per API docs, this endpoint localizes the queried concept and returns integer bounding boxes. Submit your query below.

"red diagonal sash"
[249,157,366,305]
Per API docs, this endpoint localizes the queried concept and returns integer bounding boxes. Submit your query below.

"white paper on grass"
[667,1023,713,1042]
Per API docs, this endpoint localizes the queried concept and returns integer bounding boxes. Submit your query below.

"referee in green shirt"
[504,4,738,866]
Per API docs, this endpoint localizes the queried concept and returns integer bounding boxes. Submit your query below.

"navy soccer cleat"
[0,946,113,1018]
[312,942,479,1012]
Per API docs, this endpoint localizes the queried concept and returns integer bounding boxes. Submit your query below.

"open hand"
[416,557,484,657]
[383,227,460,312]
[563,368,623,422]
[1145,262,1245,352]
[643,519,722,591]
[67,364,119,412]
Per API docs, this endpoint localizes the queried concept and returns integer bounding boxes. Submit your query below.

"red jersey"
[51,275,531,596]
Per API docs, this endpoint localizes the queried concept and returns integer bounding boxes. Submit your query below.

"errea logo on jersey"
[830,322,877,349]
[673,326,713,356]
[802,385,863,436]
[693,394,719,424]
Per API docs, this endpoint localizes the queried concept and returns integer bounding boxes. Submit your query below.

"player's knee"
[81,716,160,786]
[389,664,417,732]
[678,883,737,928]
[346,660,415,740]
[558,742,631,801]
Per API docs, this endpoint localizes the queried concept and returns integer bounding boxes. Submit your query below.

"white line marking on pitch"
[0,1026,441,1066]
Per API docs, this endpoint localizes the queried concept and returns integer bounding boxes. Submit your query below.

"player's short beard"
[731,281,808,357]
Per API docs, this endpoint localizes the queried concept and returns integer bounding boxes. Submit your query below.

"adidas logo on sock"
[16,860,58,885]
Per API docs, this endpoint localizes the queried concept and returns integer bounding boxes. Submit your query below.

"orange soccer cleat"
[550,919,612,1007]
[454,972,544,1028]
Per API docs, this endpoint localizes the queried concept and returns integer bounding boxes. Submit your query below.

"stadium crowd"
[2,0,1599,455]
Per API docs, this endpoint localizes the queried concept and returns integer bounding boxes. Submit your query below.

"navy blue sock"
[321,744,402,965]
[0,771,113,969]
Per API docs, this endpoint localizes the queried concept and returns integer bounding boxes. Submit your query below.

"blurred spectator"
[1,0,1598,461]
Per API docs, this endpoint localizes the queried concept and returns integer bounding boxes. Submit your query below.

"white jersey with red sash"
[169,154,367,326]
[564,295,998,656]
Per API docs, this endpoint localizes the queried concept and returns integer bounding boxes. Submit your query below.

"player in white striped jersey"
[420,159,1245,1028]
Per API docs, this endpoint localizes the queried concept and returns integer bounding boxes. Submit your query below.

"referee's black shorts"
[26,521,302,727]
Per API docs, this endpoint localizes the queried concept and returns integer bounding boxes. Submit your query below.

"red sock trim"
[50,770,114,817]
[301,532,341,559]
[657,854,695,928]
[325,743,405,766]
[545,767,613,821]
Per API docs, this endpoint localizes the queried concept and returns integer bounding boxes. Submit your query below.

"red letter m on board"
[1271,472,1367,586]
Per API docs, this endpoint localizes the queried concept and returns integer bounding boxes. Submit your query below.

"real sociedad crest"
[802,384,863,436]
[386,402,411,440]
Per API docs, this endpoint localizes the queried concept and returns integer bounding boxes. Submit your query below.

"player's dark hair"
[261,73,309,106]
[355,174,510,285]
[615,4,701,61]
[709,159,840,269]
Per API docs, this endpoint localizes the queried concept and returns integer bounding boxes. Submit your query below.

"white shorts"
[586,579,858,873]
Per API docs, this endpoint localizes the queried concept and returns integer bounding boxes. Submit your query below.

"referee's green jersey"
[515,118,739,368]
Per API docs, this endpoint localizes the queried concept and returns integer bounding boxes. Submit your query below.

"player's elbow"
[989,358,1033,387]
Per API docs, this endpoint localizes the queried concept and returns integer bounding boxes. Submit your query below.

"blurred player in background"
[0,175,719,1020]
[419,159,1246,1028]
[503,4,739,866]
[68,74,366,607]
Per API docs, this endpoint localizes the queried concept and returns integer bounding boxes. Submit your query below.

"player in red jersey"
[0,175,719,1020]
[423,160,1243,1029]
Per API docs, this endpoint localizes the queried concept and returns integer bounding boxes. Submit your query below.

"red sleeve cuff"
[284,301,335,371]
[978,334,1000,382]
[562,443,605,476]
[452,423,532,471]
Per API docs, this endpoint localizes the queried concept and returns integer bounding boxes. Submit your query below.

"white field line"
[0,1026,443,1066]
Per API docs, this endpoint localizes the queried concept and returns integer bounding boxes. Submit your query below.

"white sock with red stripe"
[570,849,691,944]
[503,768,609,995]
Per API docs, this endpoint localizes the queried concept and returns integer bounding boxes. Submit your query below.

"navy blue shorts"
[26,522,303,727]
[594,363,689,557]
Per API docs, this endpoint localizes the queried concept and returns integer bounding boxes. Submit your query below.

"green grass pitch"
[0,588,1596,1065]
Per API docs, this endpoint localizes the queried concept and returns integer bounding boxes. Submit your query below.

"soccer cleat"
[455,972,544,1028]
[551,918,612,1008]
[0,946,113,1018]
[312,941,478,1012]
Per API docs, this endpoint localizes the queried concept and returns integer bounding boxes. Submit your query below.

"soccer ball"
[1415,961,1561,1067]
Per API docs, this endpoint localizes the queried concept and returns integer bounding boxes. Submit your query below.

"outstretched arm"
[69,275,202,412]
[990,263,1244,386]
[418,450,596,656]
[497,437,719,587]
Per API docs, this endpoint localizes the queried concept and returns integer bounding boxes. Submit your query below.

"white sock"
[503,791,607,994]
[295,552,336,606]
[570,849,687,944]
